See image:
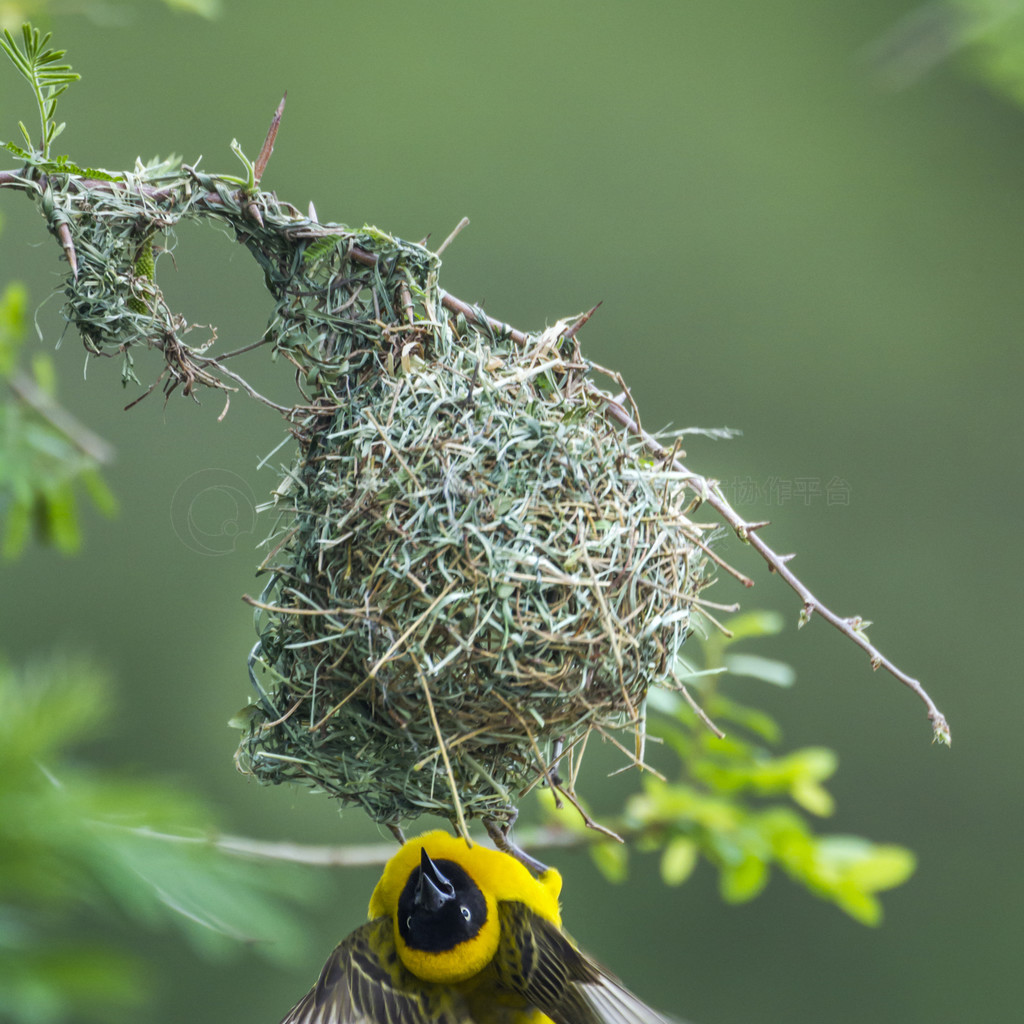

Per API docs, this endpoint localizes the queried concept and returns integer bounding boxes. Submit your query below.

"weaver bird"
[279,829,676,1024]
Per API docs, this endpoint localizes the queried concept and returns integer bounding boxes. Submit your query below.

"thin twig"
[596,388,950,744]
[435,216,470,256]
[191,357,294,416]
[680,684,726,738]
[202,823,628,868]
[7,371,114,463]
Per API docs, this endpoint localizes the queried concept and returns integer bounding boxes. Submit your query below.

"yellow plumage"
[279,830,676,1024]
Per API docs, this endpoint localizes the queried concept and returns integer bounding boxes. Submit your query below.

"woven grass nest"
[38,164,715,834]
[233,230,716,835]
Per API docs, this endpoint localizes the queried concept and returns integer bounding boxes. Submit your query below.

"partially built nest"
[39,162,717,833]
[234,231,716,833]
[40,159,219,397]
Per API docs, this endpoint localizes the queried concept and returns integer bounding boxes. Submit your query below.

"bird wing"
[495,902,680,1024]
[279,918,472,1024]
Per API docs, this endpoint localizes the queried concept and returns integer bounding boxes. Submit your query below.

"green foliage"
[547,612,916,925]
[0,655,313,1023]
[0,279,26,377]
[0,21,122,177]
[871,1,1024,109]
[0,281,118,558]
[0,24,121,559]
[0,2,220,35]
[228,137,257,191]
[953,0,1024,105]
[0,24,79,163]
[0,142,123,180]
[163,0,223,18]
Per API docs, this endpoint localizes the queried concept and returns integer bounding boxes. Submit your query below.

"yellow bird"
[279,829,676,1024]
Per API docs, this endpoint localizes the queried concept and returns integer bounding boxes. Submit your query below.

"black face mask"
[397,849,488,952]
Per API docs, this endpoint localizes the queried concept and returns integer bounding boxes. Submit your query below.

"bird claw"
[484,815,549,875]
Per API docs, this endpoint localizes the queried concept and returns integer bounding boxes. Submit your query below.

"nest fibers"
[37,160,715,833]
[235,237,716,835]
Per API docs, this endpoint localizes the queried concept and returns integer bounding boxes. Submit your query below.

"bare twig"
[189,357,294,416]
[680,684,726,738]
[205,824,623,868]
[436,216,470,256]
[7,371,115,463]
[595,389,950,745]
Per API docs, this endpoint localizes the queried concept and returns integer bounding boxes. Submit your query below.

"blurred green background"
[1,0,1021,1021]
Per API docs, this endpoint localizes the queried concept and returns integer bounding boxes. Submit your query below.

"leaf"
[0,23,80,161]
[2,140,33,161]
[1,352,116,558]
[2,499,30,558]
[719,853,768,903]
[719,609,785,643]
[38,155,122,180]
[78,467,118,519]
[84,822,313,959]
[30,352,56,396]
[163,0,223,17]
[848,844,917,892]
[640,609,918,922]
[0,282,28,377]
[816,836,917,893]
[659,836,699,886]
[791,776,835,817]
[590,841,629,884]
[724,652,796,687]
[38,481,82,553]
[711,694,781,743]
[0,941,145,1022]
[832,886,883,927]
[0,655,108,766]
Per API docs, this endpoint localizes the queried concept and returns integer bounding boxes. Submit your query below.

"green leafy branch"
[567,612,916,925]
[0,654,314,1024]
[0,281,118,558]
[0,24,79,164]
[869,1,1024,107]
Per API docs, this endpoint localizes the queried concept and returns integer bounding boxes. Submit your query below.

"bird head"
[398,847,487,953]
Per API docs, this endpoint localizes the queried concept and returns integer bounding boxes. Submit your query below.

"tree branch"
[592,389,950,745]
[0,165,949,744]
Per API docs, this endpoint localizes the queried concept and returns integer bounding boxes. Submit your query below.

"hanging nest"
[232,225,717,833]
[32,160,718,833]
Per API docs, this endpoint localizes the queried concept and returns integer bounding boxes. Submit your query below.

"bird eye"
[460,906,471,921]
[406,916,413,930]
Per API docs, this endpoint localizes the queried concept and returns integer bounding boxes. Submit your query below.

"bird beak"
[416,848,456,912]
